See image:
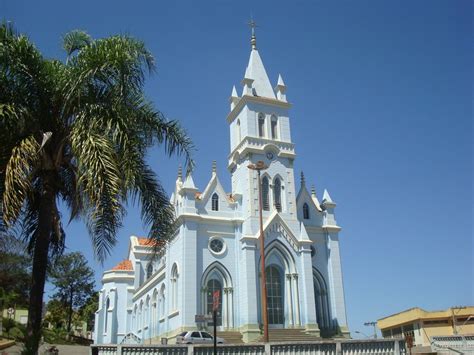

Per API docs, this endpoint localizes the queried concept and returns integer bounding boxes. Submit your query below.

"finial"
[311,184,316,197]
[248,19,258,50]
[300,171,306,186]
[212,160,217,174]
[177,165,183,180]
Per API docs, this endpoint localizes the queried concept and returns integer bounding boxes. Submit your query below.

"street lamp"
[355,330,370,338]
[364,321,377,339]
[248,160,269,342]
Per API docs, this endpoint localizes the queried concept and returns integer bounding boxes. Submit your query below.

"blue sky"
[2,0,472,337]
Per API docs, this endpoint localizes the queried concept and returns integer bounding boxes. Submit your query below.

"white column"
[286,274,294,327]
[292,273,301,326]
[228,288,234,329]
[223,288,229,329]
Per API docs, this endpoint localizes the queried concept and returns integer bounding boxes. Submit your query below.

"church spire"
[248,19,257,50]
[242,20,276,99]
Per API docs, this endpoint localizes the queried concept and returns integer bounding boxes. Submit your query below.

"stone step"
[252,329,321,343]
[216,332,244,344]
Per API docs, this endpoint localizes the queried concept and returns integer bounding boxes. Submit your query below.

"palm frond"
[2,135,40,225]
[63,30,92,57]
[71,129,123,261]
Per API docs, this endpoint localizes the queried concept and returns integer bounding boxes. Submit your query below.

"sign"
[212,290,220,311]
[195,314,213,322]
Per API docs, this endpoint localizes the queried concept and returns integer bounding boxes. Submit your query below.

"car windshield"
[178,332,187,336]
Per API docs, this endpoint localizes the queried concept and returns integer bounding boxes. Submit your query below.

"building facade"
[94,32,350,344]
[378,306,474,349]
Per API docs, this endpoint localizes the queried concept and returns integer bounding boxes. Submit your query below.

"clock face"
[266,152,274,160]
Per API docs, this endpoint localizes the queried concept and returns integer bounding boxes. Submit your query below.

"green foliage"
[2,317,16,333]
[78,292,98,330]
[42,328,74,345]
[44,299,67,329]
[0,236,31,308]
[9,326,24,340]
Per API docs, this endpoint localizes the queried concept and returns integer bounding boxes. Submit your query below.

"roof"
[377,306,474,330]
[244,49,275,99]
[136,237,165,247]
[111,260,133,271]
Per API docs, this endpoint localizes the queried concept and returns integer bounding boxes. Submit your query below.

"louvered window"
[262,176,270,211]
[274,178,282,212]
[211,193,219,211]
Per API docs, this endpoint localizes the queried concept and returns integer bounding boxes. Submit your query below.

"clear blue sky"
[2,0,472,337]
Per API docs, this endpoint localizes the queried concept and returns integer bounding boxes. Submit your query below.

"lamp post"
[364,321,377,339]
[248,160,269,342]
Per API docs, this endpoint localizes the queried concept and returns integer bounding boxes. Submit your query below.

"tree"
[0,23,193,353]
[78,292,98,332]
[44,299,67,330]
[0,235,31,308]
[48,252,95,333]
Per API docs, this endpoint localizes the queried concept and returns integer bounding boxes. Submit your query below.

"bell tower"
[227,25,297,232]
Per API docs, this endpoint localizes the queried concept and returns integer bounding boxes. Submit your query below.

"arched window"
[303,203,310,219]
[139,301,143,332]
[211,193,219,211]
[145,297,150,328]
[262,176,270,211]
[104,297,110,332]
[171,264,179,311]
[273,178,282,212]
[236,119,241,142]
[206,279,223,326]
[271,115,278,139]
[258,113,265,137]
[266,266,284,325]
[313,270,331,332]
[146,263,153,280]
[160,285,166,318]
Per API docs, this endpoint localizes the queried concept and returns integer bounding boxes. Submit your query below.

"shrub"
[9,326,25,340]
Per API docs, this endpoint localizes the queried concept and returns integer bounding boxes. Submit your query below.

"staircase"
[253,328,321,343]
[217,331,244,344]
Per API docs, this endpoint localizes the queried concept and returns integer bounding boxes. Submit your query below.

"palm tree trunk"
[25,173,55,355]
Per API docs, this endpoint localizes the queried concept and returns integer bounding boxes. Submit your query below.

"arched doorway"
[201,262,234,330]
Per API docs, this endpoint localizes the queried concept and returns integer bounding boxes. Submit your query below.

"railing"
[91,339,406,355]
[431,335,474,354]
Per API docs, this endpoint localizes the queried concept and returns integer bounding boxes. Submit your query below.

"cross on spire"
[248,19,258,50]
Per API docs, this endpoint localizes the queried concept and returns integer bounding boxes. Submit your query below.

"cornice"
[175,213,244,225]
[227,95,291,124]
[322,225,342,232]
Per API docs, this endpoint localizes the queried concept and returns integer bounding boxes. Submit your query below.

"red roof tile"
[111,260,133,271]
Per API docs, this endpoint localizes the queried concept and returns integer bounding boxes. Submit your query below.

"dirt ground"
[2,343,90,355]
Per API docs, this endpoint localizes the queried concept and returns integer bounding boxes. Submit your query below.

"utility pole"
[364,321,377,339]
[248,161,269,342]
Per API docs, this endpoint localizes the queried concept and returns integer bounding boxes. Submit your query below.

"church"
[94,29,350,345]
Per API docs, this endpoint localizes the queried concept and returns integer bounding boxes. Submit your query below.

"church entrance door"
[266,266,284,328]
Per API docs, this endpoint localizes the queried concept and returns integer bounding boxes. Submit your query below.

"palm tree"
[0,23,193,353]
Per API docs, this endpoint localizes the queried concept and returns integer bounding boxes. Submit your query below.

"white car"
[176,331,225,344]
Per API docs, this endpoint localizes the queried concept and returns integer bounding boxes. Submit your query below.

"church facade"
[94,33,350,344]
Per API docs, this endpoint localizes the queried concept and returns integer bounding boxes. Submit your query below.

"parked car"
[176,331,225,344]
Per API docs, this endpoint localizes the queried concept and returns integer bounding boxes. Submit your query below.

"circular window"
[311,246,317,258]
[209,238,225,255]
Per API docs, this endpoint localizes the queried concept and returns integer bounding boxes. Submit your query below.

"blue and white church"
[94,31,350,344]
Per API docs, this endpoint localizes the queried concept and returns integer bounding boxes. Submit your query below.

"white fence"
[431,335,474,354]
[91,339,406,355]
